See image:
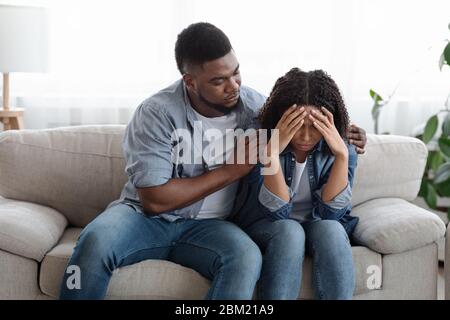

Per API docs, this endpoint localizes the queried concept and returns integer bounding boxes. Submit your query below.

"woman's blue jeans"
[244,218,355,300]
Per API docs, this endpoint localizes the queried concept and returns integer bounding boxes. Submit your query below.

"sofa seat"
[39,228,383,299]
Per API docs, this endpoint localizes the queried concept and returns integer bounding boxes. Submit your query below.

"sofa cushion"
[352,134,427,206]
[0,125,128,227]
[40,228,383,299]
[0,197,67,261]
[351,198,446,254]
[40,228,211,299]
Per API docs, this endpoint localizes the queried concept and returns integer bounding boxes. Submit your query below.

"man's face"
[184,50,242,114]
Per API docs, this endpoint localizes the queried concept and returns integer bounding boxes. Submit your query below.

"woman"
[232,68,359,300]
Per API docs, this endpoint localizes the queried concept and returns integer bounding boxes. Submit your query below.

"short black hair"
[175,22,232,74]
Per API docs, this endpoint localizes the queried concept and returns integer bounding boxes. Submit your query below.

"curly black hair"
[259,68,349,144]
[175,22,232,74]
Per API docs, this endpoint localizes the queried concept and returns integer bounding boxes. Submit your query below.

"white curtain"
[2,0,450,134]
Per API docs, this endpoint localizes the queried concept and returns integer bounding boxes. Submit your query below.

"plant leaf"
[439,53,445,71]
[419,178,428,198]
[431,151,445,172]
[438,137,450,157]
[436,180,450,197]
[434,162,450,184]
[425,182,437,209]
[370,89,383,103]
[442,112,450,136]
[425,151,434,171]
[444,42,450,67]
[423,115,438,144]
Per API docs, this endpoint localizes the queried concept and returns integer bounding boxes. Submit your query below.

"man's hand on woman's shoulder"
[347,123,367,154]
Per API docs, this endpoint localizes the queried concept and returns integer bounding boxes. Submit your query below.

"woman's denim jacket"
[229,138,359,236]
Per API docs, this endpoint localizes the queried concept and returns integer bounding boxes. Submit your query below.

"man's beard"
[198,91,240,115]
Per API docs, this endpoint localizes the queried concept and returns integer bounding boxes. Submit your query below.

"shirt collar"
[181,81,197,128]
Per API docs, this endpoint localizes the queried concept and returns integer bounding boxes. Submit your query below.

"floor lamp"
[0,5,49,131]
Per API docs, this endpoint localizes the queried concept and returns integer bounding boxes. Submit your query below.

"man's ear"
[183,74,197,93]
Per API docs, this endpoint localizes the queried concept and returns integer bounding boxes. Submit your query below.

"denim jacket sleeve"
[311,144,358,221]
[255,156,296,220]
[230,161,294,228]
[258,182,295,220]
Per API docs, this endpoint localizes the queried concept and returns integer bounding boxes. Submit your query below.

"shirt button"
[310,176,313,179]
[288,177,292,180]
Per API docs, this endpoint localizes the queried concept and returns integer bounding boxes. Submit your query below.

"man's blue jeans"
[59,203,262,300]
[244,219,355,300]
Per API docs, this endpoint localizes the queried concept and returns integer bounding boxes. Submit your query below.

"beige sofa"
[0,125,446,300]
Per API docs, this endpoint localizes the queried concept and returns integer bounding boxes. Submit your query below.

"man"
[59,22,366,300]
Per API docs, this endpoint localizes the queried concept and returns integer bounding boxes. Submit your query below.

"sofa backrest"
[0,125,127,227]
[0,125,427,227]
[351,134,427,206]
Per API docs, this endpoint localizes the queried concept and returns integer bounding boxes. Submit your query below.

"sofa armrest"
[352,134,427,207]
[0,197,68,261]
[351,198,445,254]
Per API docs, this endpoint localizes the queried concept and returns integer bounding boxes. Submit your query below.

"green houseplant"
[369,89,387,135]
[417,23,450,219]
[369,88,396,134]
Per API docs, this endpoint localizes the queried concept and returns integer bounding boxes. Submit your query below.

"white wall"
[1,0,450,134]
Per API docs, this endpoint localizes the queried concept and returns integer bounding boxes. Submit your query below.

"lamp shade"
[0,5,49,73]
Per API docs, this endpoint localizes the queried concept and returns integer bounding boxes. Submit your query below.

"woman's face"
[290,105,323,152]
